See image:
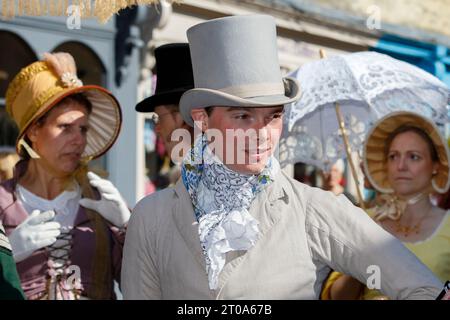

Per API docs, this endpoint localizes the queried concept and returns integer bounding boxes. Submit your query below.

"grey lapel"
[172,179,206,269]
[217,171,289,293]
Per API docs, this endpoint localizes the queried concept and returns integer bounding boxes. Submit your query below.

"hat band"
[19,86,65,130]
[218,82,285,98]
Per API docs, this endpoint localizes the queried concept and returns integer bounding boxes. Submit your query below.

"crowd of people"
[0,14,449,300]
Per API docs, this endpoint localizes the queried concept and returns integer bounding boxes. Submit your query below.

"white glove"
[79,172,130,228]
[9,210,61,263]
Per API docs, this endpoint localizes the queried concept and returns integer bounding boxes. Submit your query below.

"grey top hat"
[180,14,302,126]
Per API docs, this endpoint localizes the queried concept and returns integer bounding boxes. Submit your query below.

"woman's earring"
[431,177,444,193]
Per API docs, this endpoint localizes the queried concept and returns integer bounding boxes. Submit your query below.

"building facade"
[0,11,143,205]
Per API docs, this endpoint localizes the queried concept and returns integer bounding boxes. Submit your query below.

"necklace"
[394,209,430,237]
[395,221,422,237]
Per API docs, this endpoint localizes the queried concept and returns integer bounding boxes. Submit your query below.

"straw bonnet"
[135,43,194,112]
[363,111,450,194]
[5,52,122,160]
[179,14,301,126]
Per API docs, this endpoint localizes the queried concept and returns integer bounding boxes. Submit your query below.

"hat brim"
[17,85,122,160]
[135,87,193,113]
[179,77,301,126]
[363,111,450,194]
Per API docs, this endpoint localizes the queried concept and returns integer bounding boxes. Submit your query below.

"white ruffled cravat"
[198,207,260,289]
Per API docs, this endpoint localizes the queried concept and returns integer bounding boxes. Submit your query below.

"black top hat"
[135,43,194,112]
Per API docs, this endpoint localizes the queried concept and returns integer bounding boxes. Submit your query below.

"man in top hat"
[136,43,195,167]
[122,15,443,299]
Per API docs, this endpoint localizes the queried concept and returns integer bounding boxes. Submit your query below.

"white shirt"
[16,183,81,230]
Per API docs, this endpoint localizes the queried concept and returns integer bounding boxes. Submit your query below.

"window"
[0,31,37,147]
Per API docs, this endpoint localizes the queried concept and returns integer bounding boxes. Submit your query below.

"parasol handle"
[319,49,366,210]
[334,103,366,210]
[319,49,327,59]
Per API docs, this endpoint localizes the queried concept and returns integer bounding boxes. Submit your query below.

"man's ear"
[191,108,209,131]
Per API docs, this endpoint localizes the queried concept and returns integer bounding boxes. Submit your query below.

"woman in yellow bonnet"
[0,52,130,299]
[322,111,450,299]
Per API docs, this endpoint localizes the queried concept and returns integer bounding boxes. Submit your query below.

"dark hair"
[385,125,439,162]
[36,93,92,126]
[205,106,215,116]
[65,93,93,113]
